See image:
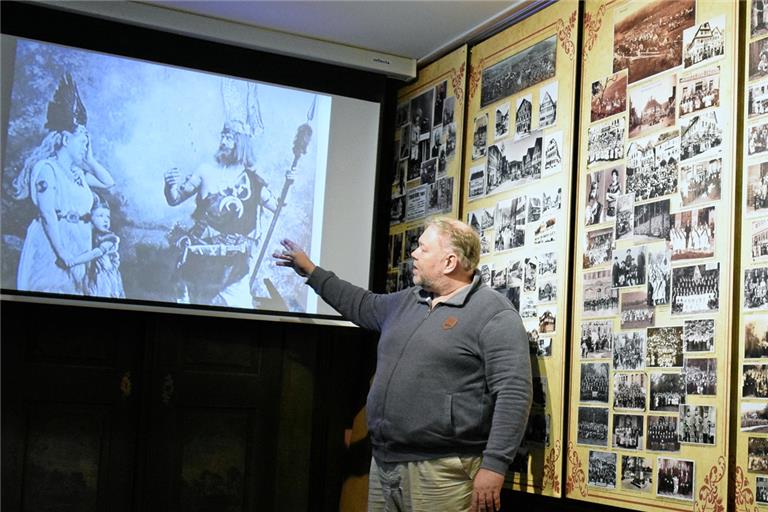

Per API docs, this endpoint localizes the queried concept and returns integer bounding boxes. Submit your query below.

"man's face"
[216,129,238,166]
[411,225,448,291]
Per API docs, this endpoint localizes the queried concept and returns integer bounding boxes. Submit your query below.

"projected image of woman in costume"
[11,73,115,295]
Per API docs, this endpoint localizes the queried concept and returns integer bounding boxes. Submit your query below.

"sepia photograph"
[685,358,716,395]
[646,245,672,306]
[614,331,646,371]
[678,405,715,444]
[494,195,527,252]
[749,122,768,157]
[539,81,558,129]
[515,95,533,139]
[647,415,680,452]
[682,16,725,68]
[543,131,563,176]
[749,78,768,119]
[684,318,715,353]
[750,437,768,473]
[538,308,556,335]
[467,164,486,201]
[628,72,676,139]
[588,117,625,166]
[621,290,654,329]
[580,362,610,403]
[626,129,680,201]
[753,219,768,261]
[634,199,671,242]
[615,193,635,241]
[657,457,694,501]
[679,156,722,207]
[747,162,768,215]
[612,0,695,84]
[753,0,768,38]
[744,364,768,399]
[742,402,768,433]
[585,169,607,226]
[746,317,768,359]
[668,205,716,260]
[614,372,646,411]
[612,246,646,289]
[471,112,488,161]
[621,456,653,492]
[745,267,768,311]
[671,262,720,315]
[480,35,557,108]
[486,134,543,196]
[577,406,609,446]
[603,166,625,221]
[750,37,768,82]
[583,269,619,318]
[613,414,644,450]
[583,227,614,270]
[580,320,613,359]
[591,70,627,123]
[680,110,722,161]
[647,326,684,368]
[494,102,511,141]
[679,66,720,117]
[650,371,686,412]
[588,451,617,489]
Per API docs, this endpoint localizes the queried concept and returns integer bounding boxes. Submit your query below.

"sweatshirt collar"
[412,271,483,307]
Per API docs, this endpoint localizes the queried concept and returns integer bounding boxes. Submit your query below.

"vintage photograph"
[420,157,436,185]
[612,246,646,289]
[753,1,768,38]
[682,17,725,68]
[614,331,646,371]
[647,326,684,368]
[580,320,613,359]
[671,262,720,315]
[486,134,543,196]
[680,110,722,161]
[750,437,768,472]
[399,124,411,159]
[621,456,653,492]
[647,415,680,452]
[585,169,607,226]
[471,112,488,161]
[668,205,716,260]
[657,457,694,501]
[580,362,610,403]
[494,102,511,141]
[532,332,552,358]
[685,358,716,395]
[646,245,672,307]
[603,166,624,221]
[538,308,556,335]
[528,195,542,222]
[507,259,524,288]
[396,102,410,128]
[577,407,609,446]
[749,122,768,157]
[583,227,614,270]
[758,476,768,505]
[626,129,680,201]
[753,220,768,261]
[426,176,453,215]
[583,269,619,318]
[388,232,403,270]
[433,81,447,127]
[542,187,562,215]
[746,317,768,359]
[744,364,768,399]
[748,162,768,215]
[588,117,625,166]
[588,451,617,489]
[684,319,715,353]
[615,193,635,241]
[494,195,527,252]
[405,185,427,221]
[443,96,455,126]
[591,70,627,123]
[628,72,676,139]
[679,66,720,117]
[621,290,654,329]
[539,81,558,129]
[749,78,768,119]
[515,95,533,139]
[467,164,486,201]
[613,414,644,450]
[634,199,671,242]
[612,0,695,84]
[750,38,768,82]
[678,405,715,445]
[543,131,563,176]
[650,372,686,412]
[742,402,768,433]
[745,267,768,311]
[614,372,646,411]
[679,156,722,206]
[480,35,557,108]
[390,194,406,225]
[523,256,537,292]
[538,251,557,278]
[523,411,550,447]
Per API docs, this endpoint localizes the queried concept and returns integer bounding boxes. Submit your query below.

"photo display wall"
[566,1,738,510]
[735,1,768,508]
[461,2,578,495]
[386,46,466,292]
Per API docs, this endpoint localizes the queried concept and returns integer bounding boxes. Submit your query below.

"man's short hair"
[427,217,480,273]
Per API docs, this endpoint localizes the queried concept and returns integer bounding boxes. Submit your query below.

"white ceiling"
[146,1,523,62]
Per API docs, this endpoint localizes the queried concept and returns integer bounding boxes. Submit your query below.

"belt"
[55,210,91,223]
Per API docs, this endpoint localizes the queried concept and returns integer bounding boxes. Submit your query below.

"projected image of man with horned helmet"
[163,80,280,307]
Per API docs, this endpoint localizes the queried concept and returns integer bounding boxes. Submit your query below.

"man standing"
[275,218,532,511]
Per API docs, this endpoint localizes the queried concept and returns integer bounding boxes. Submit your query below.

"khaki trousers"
[368,455,482,512]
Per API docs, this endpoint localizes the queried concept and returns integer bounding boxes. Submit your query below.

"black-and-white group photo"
[650,372,686,412]
[486,135,543,196]
[634,199,671,242]
[581,362,610,403]
[684,318,715,353]
[621,456,652,492]
[613,414,644,450]
[625,129,680,201]
[745,267,768,311]
[612,246,646,288]
[744,364,768,399]
[580,320,613,359]
[647,326,684,368]
[684,358,716,395]
[742,402,768,433]
[583,228,614,269]
[620,290,654,329]
[668,205,716,260]
[577,406,609,446]
[678,405,715,445]
[759,476,768,505]
[646,246,672,306]
[588,451,617,489]
[480,35,556,108]
[750,437,768,472]
[539,81,558,129]
[682,17,725,68]
[679,66,720,117]
[671,263,720,315]
[588,117,625,166]
[753,220,768,261]
[750,123,768,157]
[591,70,627,123]
[613,372,646,411]
[746,317,768,359]
[679,156,722,206]
[614,331,646,371]
[583,269,619,317]
[657,458,694,501]
[612,0,695,84]
[750,37,768,82]
[680,110,723,161]
[647,415,680,451]
[628,73,676,139]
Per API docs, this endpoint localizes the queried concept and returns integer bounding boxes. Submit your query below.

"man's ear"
[443,253,459,274]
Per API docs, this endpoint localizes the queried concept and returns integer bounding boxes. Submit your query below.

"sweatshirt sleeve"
[477,308,533,475]
[306,266,397,332]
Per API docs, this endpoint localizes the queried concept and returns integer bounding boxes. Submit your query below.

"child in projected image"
[68,194,125,298]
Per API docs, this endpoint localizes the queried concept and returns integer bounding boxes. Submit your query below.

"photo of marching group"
[588,451,617,489]
[745,266,768,310]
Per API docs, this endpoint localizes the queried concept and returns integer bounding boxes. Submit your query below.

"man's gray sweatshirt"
[307,267,532,475]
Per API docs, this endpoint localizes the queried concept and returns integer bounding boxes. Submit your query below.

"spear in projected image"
[250,96,317,301]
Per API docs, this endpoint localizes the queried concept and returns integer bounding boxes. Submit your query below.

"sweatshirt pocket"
[451,390,491,439]
[386,391,454,443]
